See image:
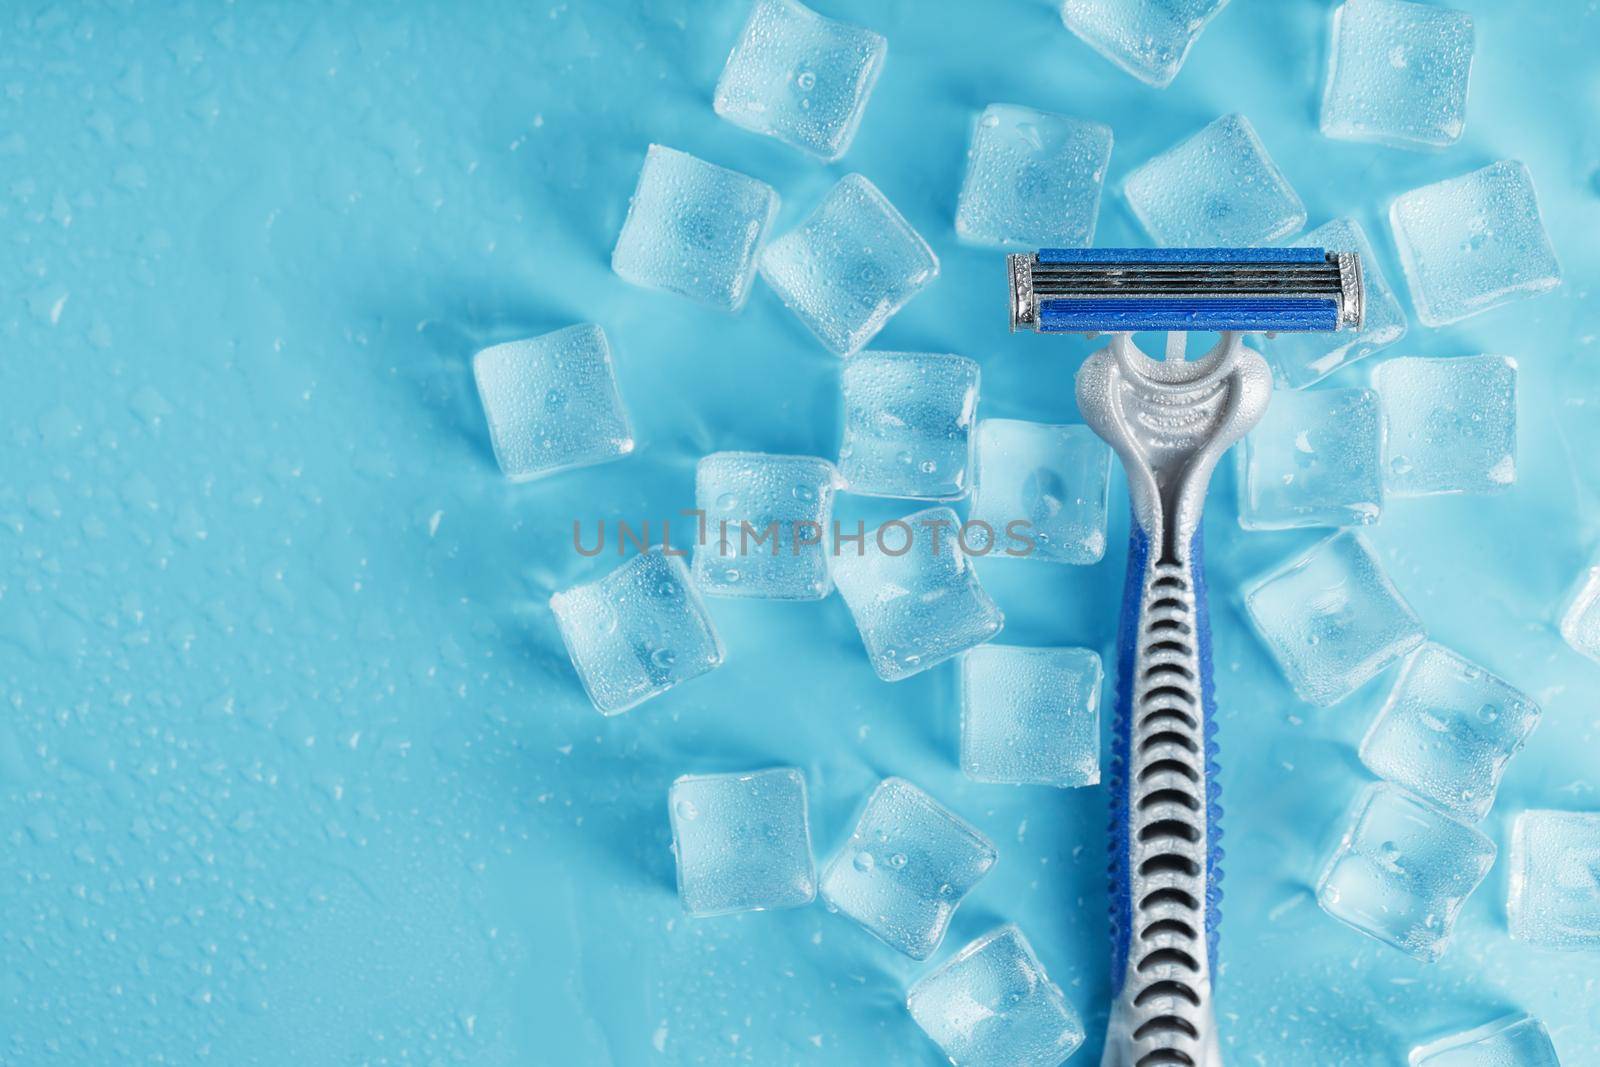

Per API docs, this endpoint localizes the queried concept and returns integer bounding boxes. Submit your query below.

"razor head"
[1009,247,1364,334]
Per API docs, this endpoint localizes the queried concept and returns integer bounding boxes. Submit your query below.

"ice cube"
[549,551,725,715]
[760,174,939,356]
[1359,643,1540,821]
[838,351,980,500]
[955,103,1113,249]
[1320,0,1476,150]
[669,767,816,917]
[1123,113,1306,246]
[1372,355,1517,497]
[1507,809,1600,950]
[611,144,780,312]
[1270,218,1409,388]
[1244,531,1425,706]
[1059,0,1231,88]
[1409,1013,1562,1067]
[820,777,998,958]
[960,645,1103,787]
[830,505,1004,681]
[968,419,1111,563]
[1236,387,1383,531]
[713,0,886,162]
[1389,161,1562,326]
[906,924,1086,1067]
[472,325,634,482]
[1558,560,1600,665]
[1316,782,1496,961]
[692,452,840,600]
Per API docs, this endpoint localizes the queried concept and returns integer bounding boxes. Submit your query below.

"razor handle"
[1102,523,1223,1067]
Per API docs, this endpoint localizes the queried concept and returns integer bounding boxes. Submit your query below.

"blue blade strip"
[1037,246,1327,264]
[1038,297,1338,332]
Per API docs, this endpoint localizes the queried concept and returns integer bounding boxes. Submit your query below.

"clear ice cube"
[1236,386,1384,530]
[1389,160,1562,326]
[1123,113,1306,246]
[838,351,980,500]
[1271,218,1409,388]
[713,0,886,162]
[611,144,780,312]
[1409,1012,1562,1067]
[760,174,939,356]
[692,452,841,600]
[472,324,634,482]
[820,777,998,958]
[960,645,1103,787]
[549,551,725,715]
[1558,560,1600,666]
[669,767,816,917]
[1059,0,1231,88]
[956,103,1113,249]
[1316,782,1496,961]
[906,924,1086,1067]
[1320,0,1476,150]
[830,505,1004,681]
[969,419,1111,563]
[1372,355,1517,497]
[1359,643,1540,821]
[1244,531,1425,706]
[1507,809,1600,950]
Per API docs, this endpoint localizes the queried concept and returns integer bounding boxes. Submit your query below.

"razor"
[1008,248,1364,1067]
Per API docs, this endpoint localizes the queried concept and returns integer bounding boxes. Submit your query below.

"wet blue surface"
[3,1,1599,1064]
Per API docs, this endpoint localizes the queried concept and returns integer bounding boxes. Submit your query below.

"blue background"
[3,1,1599,1063]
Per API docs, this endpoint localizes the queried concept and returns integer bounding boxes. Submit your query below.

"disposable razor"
[1008,248,1364,1067]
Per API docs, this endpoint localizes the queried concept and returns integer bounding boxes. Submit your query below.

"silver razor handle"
[1078,333,1271,1067]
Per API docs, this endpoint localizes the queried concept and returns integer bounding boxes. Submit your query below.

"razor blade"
[1008,247,1364,334]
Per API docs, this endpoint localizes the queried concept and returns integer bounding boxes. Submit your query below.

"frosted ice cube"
[1316,782,1496,961]
[1123,113,1306,246]
[820,777,998,958]
[1558,560,1600,665]
[838,351,980,500]
[1372,356,1517,497]
[1271,218,1409,388]
[713,0,886,162]
[960,645,1103,787]
[760,174,939,356]
[669,767,816,917]
[549,551,725,715]
[1059,0,1231,88]
[473,325,634,482]
[1507,809,1600,950]
[1359,643,1540,821]
[1236,387,1383,531]
[611,144,779,312]
[693,452,840,600]
[1244,531,1425,706]
[1389,161,1562,326]
[831,505,1004,681]
[969,419,1111,563]
[1410,1013,1562,1067]
[955,103,1113,249]
[907,924,1086,1067]
[1320,0,1475,150]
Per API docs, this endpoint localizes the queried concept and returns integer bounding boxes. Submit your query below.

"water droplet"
[853,850,875,872]
[675,799,699,821]
[716,492,738,511]
[795,70,816,91]
[887,852,907,870]
[651,648,677,669]
[545,387,567,409]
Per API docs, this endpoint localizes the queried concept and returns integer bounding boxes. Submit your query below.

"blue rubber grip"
[1106,522,1225,996]
[1038,297,1339,333]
